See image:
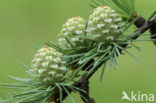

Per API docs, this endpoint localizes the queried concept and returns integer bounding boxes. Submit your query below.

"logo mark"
[121,91,154,102]
[121,91,131,101]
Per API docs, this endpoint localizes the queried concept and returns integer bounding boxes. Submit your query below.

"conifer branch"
[56,16,156,103]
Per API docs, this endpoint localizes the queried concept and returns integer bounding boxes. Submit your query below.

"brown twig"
[150,17,156,45]
[56,16,156,103]
[79,78,94,103]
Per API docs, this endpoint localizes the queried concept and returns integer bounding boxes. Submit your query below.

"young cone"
[31,46,67,85]
[58,16,86,47]
[87,6,124,42]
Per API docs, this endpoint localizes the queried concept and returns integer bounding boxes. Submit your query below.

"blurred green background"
[0,0,155,103]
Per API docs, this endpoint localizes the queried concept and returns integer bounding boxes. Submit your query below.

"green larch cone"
[58,16,86,47]
[31,46,67,85]
[87,6,124,42]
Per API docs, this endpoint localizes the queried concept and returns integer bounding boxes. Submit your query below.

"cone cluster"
[31,6,124,84]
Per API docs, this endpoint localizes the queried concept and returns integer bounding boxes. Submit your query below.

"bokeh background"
[0,0,156,103]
